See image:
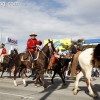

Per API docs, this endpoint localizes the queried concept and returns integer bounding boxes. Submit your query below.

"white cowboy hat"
[1,43,5,46]
[29,32,37,36]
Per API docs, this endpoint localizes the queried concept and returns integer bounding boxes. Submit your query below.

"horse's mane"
[93,44,100,61]
[41,43,48,51]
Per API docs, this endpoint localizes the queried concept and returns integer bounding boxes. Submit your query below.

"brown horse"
[8,40,55,88]
[31,40,56,88]
[0,48,18,78]
[7,52,33,86]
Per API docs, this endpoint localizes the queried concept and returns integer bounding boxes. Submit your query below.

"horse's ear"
[48,39,50,43]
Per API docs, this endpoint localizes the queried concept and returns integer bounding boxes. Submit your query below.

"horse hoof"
[44,86,47,89]
[93,95,98,99]
[93,95,98,98]
[73,91,77,95]
[90,94,98,98]
[34,85,37,88]
[51,80,54,84]
[34,84,37,88]
[24,84,26,87]
[14,84,18,87]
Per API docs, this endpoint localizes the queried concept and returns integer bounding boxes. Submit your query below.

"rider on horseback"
[0,43,7,63]
[48,47,60,70]
[26,33,42,62]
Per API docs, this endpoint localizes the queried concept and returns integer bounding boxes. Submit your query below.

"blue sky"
[0,0,100,52]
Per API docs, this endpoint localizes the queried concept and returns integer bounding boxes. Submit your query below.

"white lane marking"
[0,92,34,99]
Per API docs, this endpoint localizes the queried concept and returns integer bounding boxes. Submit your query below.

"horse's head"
[47,39,56,54]
[93,44,100,61]
[10,48,18,57]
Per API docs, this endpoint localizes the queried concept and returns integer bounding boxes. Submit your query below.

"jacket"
[0,48,7,55]
[27,38,41,52]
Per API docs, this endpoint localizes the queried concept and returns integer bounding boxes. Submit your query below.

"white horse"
[73,44,100,98]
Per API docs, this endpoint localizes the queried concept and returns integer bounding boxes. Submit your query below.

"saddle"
[23,52,30,60]
[22,50,39,61]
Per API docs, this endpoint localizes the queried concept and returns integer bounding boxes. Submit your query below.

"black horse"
[7,39,55,88]
[51,58,71,84]
[0,48,18,78]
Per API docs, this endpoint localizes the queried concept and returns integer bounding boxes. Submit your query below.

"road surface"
[0,72,100,100]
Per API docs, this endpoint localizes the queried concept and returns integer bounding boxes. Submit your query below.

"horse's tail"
[70,51,82,78]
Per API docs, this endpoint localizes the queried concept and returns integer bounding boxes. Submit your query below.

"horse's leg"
[39,71,46,89]
[51,71,56,84]
[24,72,28,77]
[61,66,66,80]
[14,69,18,86]
[58,71,65,85]
[38,77,42,83]
[34,72,40,87]
[1,67,5,78]
[9,72,12,78]
[20,68,26,86]
[18,69,21,78]
[47,70,52,78]
[73,71,84,95]
[85,70,98,98]
[61,69,66,80]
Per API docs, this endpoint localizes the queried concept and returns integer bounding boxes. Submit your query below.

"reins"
[42,51,49,61]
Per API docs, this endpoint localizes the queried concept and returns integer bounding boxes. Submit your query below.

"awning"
[84,39,100,43]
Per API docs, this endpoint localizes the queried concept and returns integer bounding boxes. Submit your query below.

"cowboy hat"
[29,33,37,36]
[1,43,5,46]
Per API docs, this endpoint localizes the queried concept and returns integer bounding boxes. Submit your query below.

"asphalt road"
[0,72,100,100]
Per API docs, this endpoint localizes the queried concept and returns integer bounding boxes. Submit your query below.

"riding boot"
[30,52,34,63]
[30,57,34,63]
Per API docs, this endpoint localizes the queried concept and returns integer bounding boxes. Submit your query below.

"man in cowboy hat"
[26,32,42,60]
[0,43,7,63]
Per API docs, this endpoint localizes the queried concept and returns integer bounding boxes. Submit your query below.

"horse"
[51,57,71,84]
[0,48,18,78]
[7,39,56,88]
[71,44,100,98]
[7,52,33,86]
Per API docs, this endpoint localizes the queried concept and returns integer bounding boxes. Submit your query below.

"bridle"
[41,42,55,61]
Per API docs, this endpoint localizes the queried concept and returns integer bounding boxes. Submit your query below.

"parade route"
[0,72,100,100]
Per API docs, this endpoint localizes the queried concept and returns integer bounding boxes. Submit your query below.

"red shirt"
[27,38,41,52]
[1,48,7,54]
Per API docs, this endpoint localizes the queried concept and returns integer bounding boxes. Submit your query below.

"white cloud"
[0,0,100,52]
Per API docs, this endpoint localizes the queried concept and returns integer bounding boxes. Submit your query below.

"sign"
[44,38,71,50]
[6,37,18,45]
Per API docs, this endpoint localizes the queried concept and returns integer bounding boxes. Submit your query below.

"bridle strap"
[42,51,49,61]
